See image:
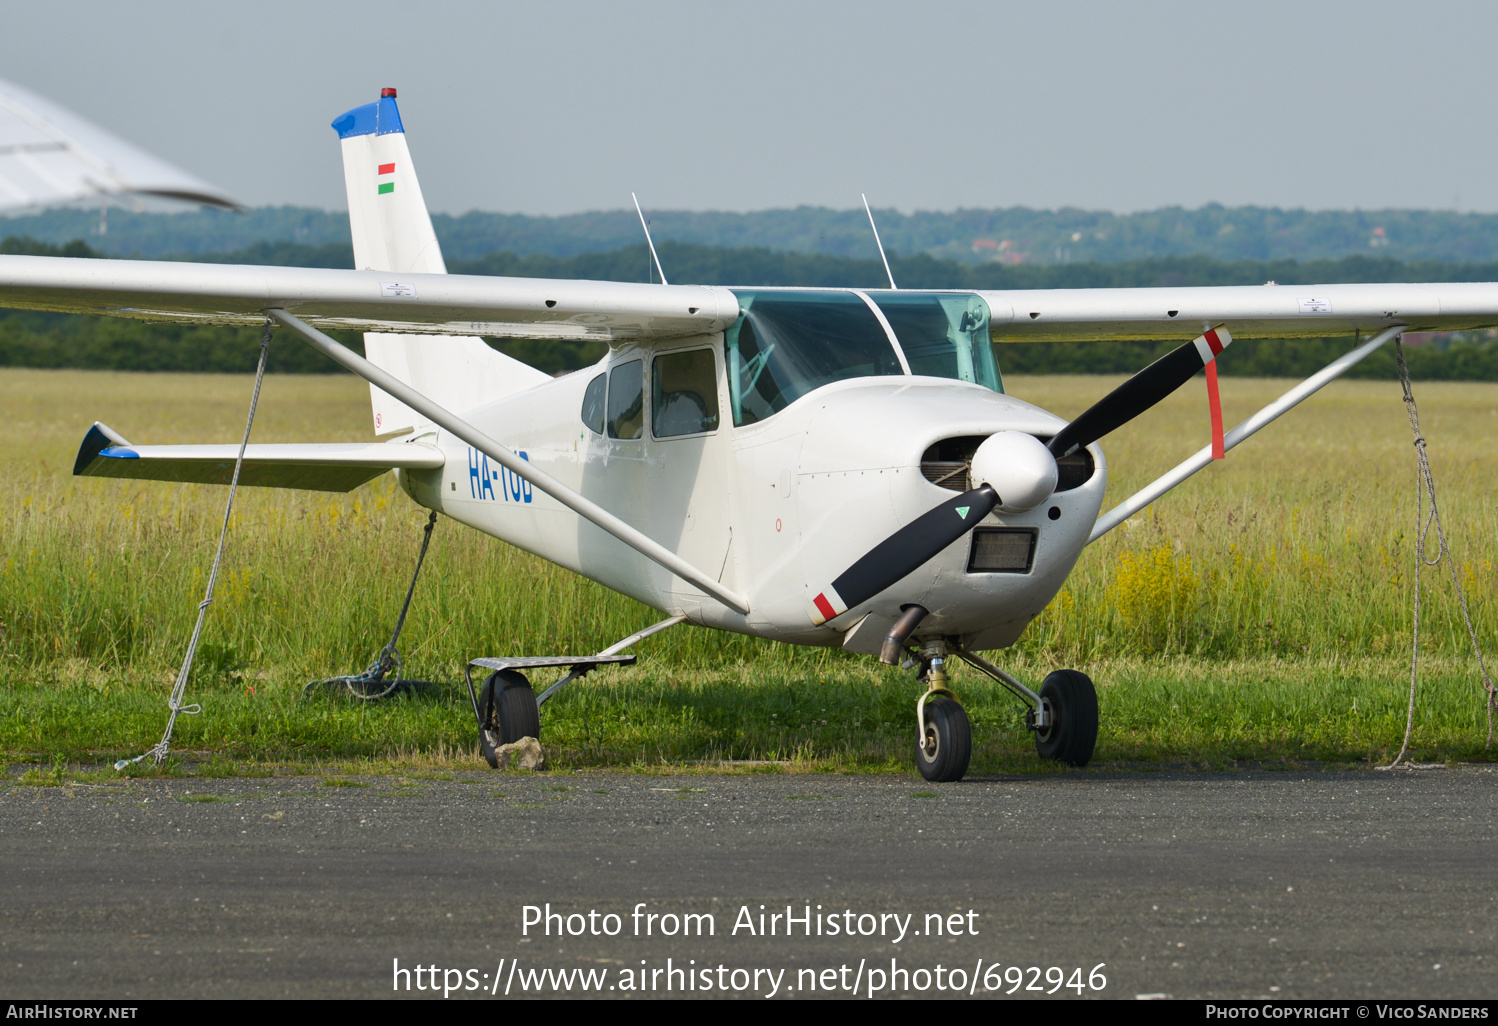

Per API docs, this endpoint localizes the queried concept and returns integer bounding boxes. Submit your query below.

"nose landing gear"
[914,649,972,783]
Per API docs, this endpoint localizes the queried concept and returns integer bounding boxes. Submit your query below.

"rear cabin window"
[652,348,720,437]
[581,373,606,434]
[725,290,904,426]
[606,360,645,439]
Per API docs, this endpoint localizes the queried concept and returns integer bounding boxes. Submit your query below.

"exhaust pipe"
[880,605,929,666]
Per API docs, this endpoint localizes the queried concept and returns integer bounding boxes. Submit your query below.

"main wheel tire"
[1034,669,1098,767]
[915,696,972,783]
[479,670,540,765]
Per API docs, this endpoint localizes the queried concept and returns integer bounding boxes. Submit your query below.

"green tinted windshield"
[871,292,1002,393]
[725,290,904,426]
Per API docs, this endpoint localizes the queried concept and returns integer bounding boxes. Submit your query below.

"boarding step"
[464,653,640,717]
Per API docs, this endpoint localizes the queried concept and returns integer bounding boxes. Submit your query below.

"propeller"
[1047,327,1231,459]
[807,485,999,626]
[805,327,1231,628]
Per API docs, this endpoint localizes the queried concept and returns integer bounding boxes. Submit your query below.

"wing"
[8,253,1496,345]
[0,255,741,341]
[73,423,442,493]
[980,282,1498,341]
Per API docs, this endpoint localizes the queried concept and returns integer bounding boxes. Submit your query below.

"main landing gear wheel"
[916,696,971,783]
[1033,669,1098,767]
[478,669,540,768]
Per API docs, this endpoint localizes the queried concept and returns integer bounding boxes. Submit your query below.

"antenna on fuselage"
[632,192,668,286]
[862,193,897,290]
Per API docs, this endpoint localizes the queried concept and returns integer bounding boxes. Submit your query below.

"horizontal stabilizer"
[73,423,442,492]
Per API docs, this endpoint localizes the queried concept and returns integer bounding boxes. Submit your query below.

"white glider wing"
[0,255,742,341]
[73,423,442,493]
[0,76,238,212]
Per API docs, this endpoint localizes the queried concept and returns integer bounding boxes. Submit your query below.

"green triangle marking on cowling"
[956,506,970,519]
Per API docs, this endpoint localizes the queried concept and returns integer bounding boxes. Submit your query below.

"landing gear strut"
[954,650,1099,768]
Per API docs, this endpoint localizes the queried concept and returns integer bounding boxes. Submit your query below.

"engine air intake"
[920,435,1097,493]
[1053,446,1095,492]
[920,435,984,491]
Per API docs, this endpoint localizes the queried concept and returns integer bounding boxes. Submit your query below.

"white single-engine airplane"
[2,89,1490,780]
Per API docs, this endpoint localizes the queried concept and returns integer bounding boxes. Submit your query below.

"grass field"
[1,365,1494,775]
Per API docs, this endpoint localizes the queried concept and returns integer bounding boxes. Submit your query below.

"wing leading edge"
[980,281,1498,341]
[0,255,741,342]
[73,423,443,493]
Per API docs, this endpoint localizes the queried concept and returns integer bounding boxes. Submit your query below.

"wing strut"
[267,309,750,616]
[1088,324,1406,544]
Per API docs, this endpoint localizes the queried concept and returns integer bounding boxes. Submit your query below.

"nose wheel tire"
[478,669,541,767]
[916,696,971,783]
[1033,669,1098,767]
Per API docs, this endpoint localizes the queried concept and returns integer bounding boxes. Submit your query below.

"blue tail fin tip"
[331,95,404,139]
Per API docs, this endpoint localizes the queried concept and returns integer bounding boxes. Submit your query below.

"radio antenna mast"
[632,192,668,286]
[862,193,896,289]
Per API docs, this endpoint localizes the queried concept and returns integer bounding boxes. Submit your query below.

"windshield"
[725,290,904,426]
[871,292,1002,393]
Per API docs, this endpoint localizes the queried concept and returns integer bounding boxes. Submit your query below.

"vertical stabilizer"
[333,89,446,275]
[332,89,548,437]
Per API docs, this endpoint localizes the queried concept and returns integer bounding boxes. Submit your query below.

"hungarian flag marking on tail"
[1192,326,1231,460]
[377,162,395,195]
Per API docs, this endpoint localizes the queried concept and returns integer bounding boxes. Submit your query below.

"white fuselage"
[396,328,1107,655]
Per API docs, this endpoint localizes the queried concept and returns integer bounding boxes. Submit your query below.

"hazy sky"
[5,0,1498,216]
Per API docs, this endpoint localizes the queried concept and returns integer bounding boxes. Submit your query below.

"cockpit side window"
[725,290,904,426]
[871,293,1003,393]
[652,348,720,437]
[606,359,645,439]
[581,373,606,434]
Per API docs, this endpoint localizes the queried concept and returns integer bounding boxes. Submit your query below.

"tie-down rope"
[1382,337,1497,769]
[115,320,273,770]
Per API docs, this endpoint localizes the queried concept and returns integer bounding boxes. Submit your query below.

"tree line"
[14,202,1498,265]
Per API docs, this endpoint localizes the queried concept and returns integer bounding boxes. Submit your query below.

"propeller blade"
[1047,328,1231,459]
[807,485,998,626]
